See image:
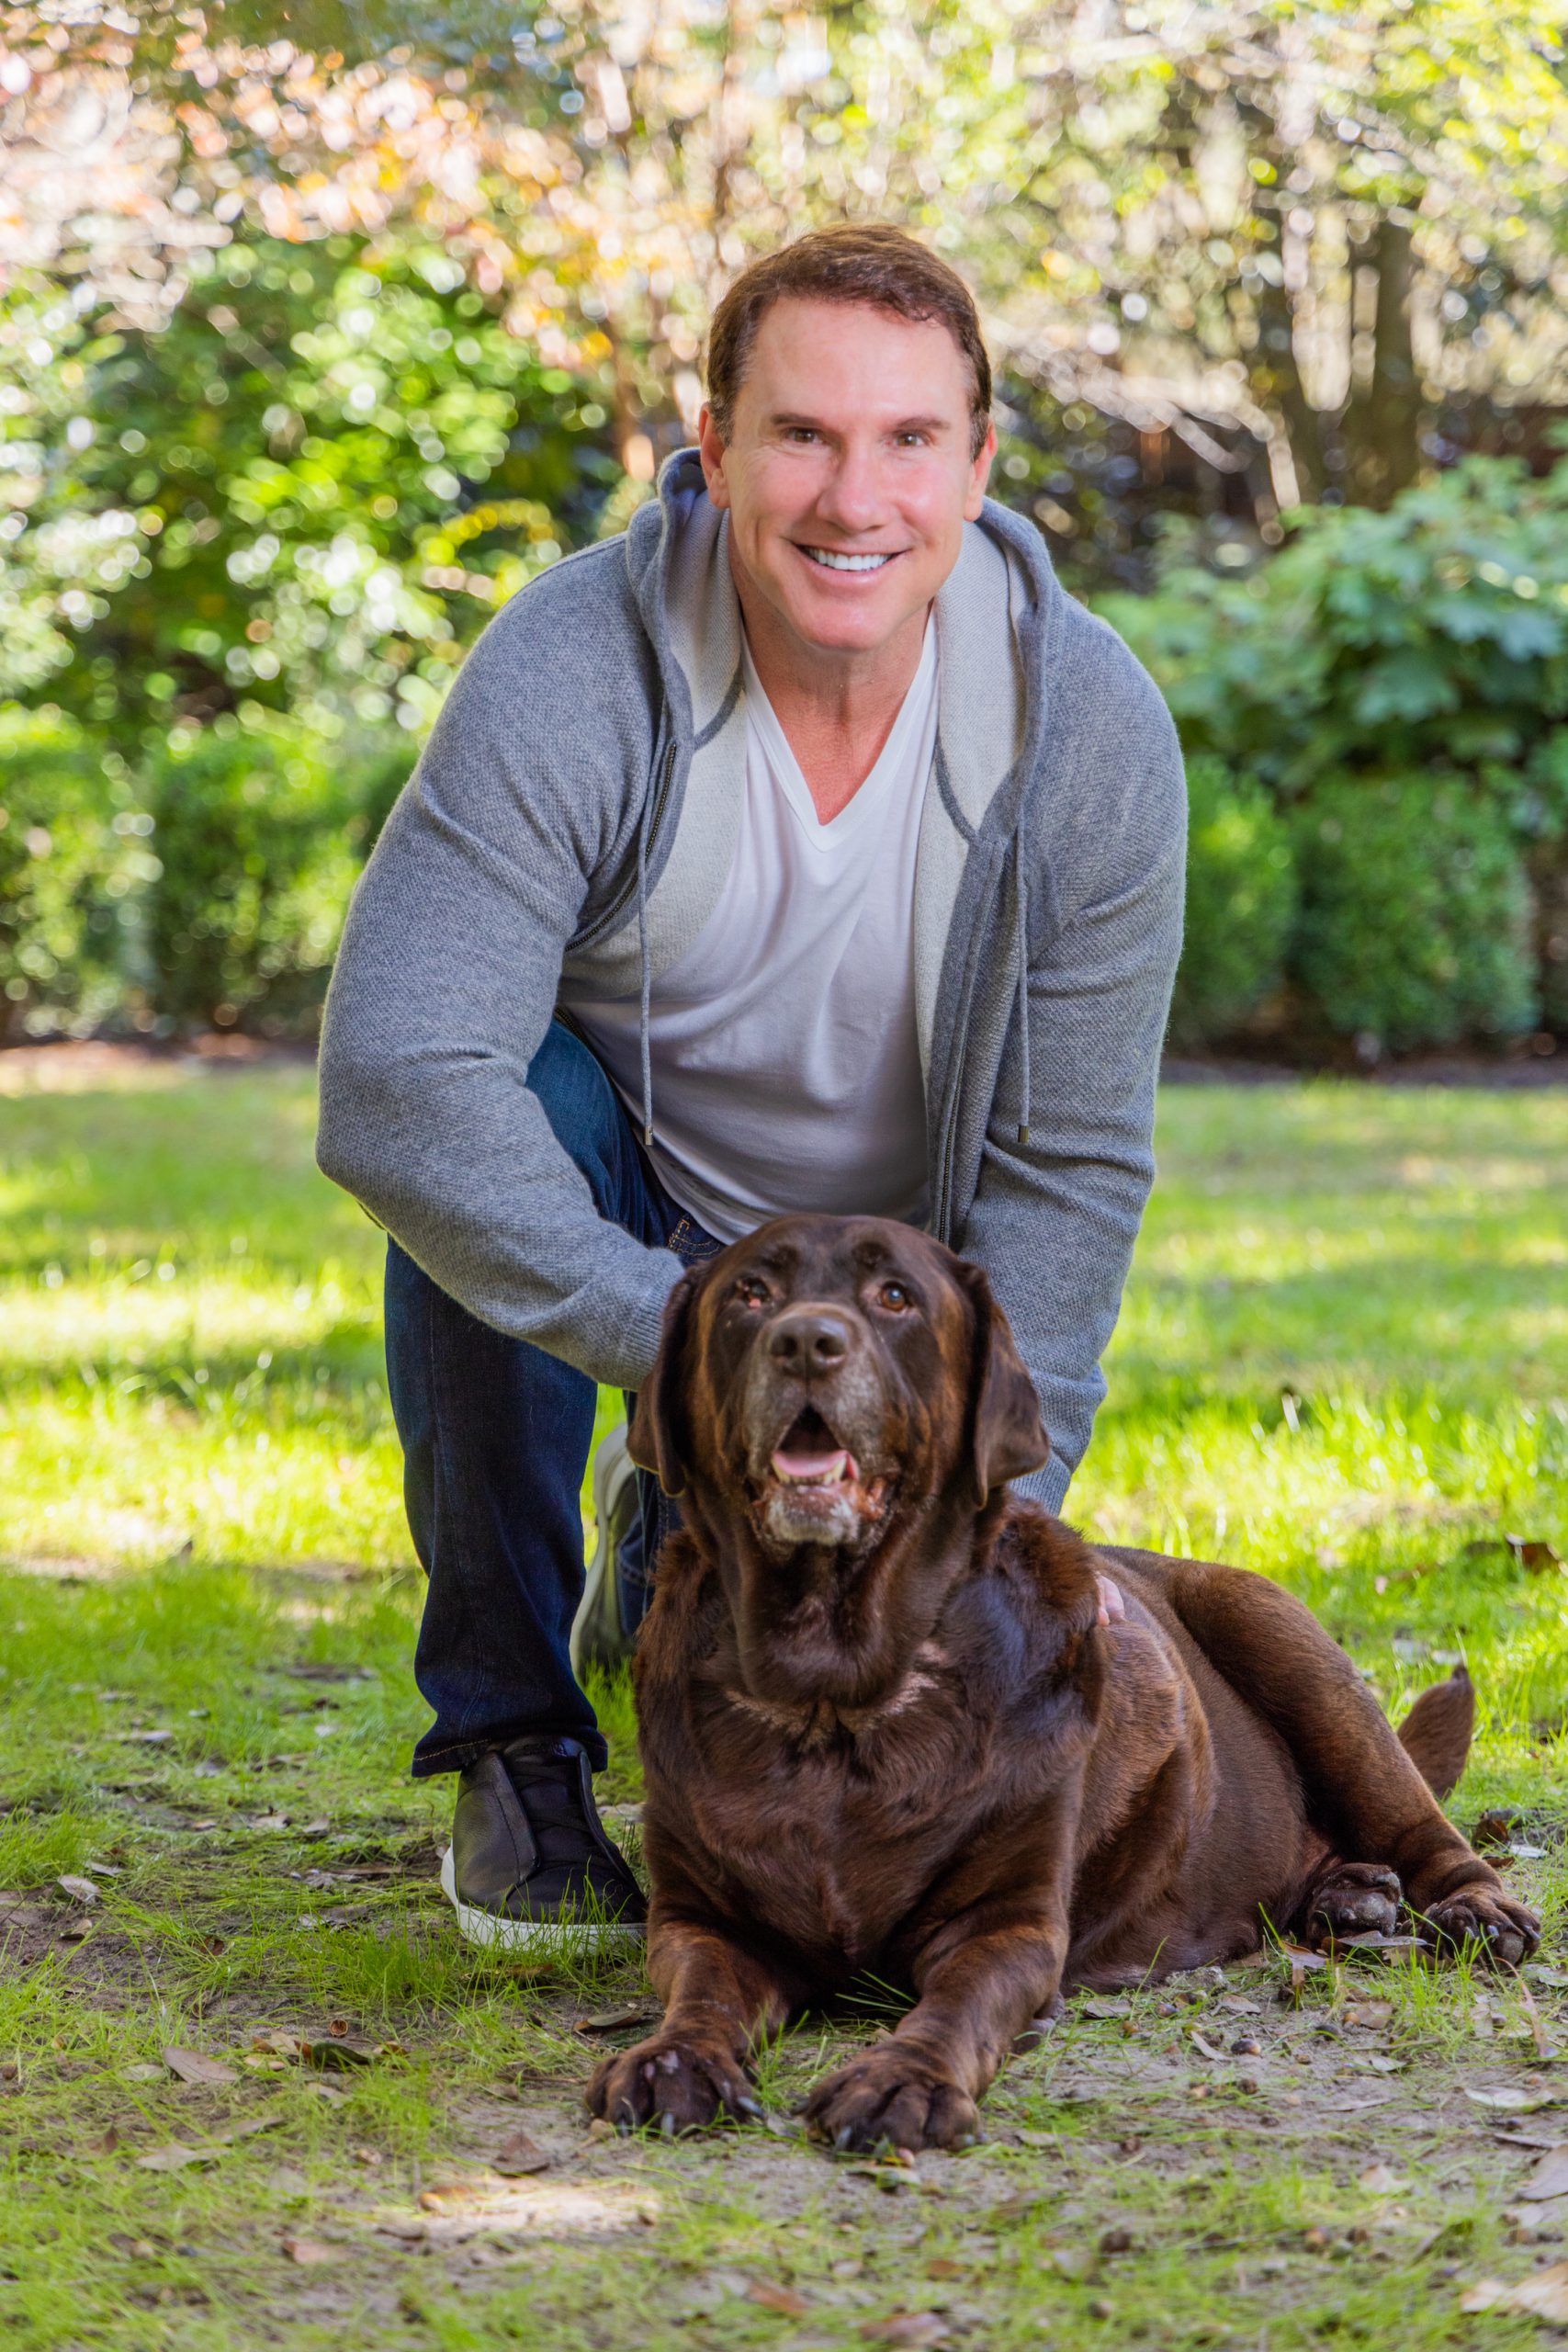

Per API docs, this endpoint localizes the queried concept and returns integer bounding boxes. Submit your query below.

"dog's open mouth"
[755,1406,891,1543]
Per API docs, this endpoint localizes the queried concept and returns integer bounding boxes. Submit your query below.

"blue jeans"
[383,1020,720,1777]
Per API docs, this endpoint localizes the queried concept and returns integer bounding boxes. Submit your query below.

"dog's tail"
[1395,1664,1474,1802]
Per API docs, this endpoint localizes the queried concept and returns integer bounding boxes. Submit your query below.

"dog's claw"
[660,2109,676,2137]
[835,2124,855,2151]
[735,2095,763,2120]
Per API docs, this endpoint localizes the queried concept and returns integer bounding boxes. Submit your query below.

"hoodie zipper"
[572,738,678,953]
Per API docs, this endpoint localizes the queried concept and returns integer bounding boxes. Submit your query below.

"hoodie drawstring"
[637,775,654,1148]
[1013,834,1031,1147]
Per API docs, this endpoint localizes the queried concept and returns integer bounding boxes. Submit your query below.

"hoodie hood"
[595,447,1070,1168]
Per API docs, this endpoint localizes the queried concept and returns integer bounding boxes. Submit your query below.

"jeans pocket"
[666,1214,722,1269]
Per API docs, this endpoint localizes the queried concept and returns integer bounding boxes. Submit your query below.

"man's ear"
[627,1271,700,1499]
[956,1261,1049,1504]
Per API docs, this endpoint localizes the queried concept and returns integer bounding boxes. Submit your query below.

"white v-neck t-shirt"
[561,622,937,1245]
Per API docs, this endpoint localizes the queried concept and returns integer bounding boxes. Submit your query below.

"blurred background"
[0,0,1563,1598]
[1,0,1567,1067]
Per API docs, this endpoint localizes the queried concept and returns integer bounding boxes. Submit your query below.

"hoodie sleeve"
[955,621,1187,1516]
[314,549,686,1394]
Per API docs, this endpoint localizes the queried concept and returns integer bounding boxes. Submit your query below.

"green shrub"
[142,718,362,1033]
[1168,756,1297,1049]
[1291,775,1538,1051]
[0,707,146,1040]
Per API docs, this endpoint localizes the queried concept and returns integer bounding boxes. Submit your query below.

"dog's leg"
[804,1807,1078,2155]
[1134,1553,1538,1963]
[585,1907,798,2134]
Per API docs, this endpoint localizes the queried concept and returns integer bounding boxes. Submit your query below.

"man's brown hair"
[705,225,993,460]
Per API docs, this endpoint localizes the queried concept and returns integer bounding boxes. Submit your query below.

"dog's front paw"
[586,2033,761,2135]
[1421,1883,1540,1968]
[804,2045,978,2155]
[1304,1861,1402,1949]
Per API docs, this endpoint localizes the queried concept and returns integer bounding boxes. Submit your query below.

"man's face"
[698,297,996,661]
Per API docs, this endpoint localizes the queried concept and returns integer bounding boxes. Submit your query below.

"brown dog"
[587,1215,1538,2153]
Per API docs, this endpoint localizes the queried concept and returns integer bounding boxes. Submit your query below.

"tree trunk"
[1344,218,1420,507]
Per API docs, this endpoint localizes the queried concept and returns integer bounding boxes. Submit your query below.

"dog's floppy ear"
[956,1261,1050,1503]
[627,1270,700,1499]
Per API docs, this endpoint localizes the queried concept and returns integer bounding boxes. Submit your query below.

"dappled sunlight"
[374,2175,661,2245]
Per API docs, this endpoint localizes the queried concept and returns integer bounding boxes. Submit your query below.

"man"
[316,225,1186,1951]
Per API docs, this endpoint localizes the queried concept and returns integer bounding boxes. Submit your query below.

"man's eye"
[878,1281,911,1311]
[735,1277,771,1307]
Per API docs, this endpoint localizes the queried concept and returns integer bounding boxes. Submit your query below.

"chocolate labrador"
[587,1216,1538,2153]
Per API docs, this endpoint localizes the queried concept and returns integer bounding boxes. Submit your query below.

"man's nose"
[767,1306,854,1374]
[814,446,885,533]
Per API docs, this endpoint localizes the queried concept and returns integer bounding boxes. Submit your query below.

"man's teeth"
[771,1447,856,1486]
[801,548,894,572]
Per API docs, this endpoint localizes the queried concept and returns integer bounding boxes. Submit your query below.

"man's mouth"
[796,546,898,574]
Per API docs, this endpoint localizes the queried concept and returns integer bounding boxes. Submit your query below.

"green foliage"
[2,236,617,739]
[1168,756,1297,1049]
[1292,774,1538,1051]
[141,717,364,1032]
[0,708,149,1041]
[1103,460,1568,809]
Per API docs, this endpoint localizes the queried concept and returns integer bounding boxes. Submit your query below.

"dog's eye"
[877,1281,912,1312]
[733,1276,771,1308]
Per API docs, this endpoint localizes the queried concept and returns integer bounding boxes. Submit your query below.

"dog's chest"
[678,1675,1001,1971]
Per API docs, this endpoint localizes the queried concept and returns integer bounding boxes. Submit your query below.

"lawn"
[1,1051,1566,2352]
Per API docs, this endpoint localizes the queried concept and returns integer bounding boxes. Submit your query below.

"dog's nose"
[767,1306,853,1374]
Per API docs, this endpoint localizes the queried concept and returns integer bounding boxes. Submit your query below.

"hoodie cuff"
[1010,1455,1072,1516]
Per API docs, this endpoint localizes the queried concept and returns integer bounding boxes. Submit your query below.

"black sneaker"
[438,1735,647,1951]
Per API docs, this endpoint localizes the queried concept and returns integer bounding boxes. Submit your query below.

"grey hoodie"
[316,451,1185,1513]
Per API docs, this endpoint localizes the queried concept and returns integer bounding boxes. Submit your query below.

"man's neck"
[731,549,931,826]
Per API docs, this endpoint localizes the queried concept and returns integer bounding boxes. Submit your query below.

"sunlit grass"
[0,1054,1565,2350]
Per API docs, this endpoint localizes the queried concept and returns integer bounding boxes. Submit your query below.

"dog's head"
[629,1215,1048,1705]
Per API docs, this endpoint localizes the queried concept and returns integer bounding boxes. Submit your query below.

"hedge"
[1168,757,1297,1051]
[0,707,410,1041]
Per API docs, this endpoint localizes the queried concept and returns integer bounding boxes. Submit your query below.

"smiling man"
[316,226,1186,1950]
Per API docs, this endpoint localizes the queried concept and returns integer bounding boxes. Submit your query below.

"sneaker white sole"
[440,1847,644,1952]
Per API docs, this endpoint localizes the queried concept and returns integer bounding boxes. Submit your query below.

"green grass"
[0,1055,1566,2349]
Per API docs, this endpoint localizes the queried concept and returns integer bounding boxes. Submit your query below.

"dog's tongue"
[771,1443,857,1486]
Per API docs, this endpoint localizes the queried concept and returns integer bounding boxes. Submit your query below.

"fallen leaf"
[136,2142,215,2173]
[748,2278,807,2317]
[281,2237,340,2267]
[246,1814,290,1831]
[57,1875,99,1905]
[571,2005,660,2037]
[300,2036,379,2071]
[1357,2163,1410,2195]
[1364,2055,1406,2075]
[212,2115,283,2146]
[764,2113,805,2140]
[1343,2002,1393,2029]
[1465,2086,1557,2112]
[491,2129,550,2178]
[1530,1967,1568,1990]
[86,2124,119,2154]
[1506,1536,1563,1575]
[1190,2031,1227,2062]
[121,2063,163,2083]
[862,2317,949,2347]
[1078,1996,1130,2019]
[926,2257,964,2278]
[1518,2147,1568,2202]
[118,1729,175,1745]
[1473,1809,1518,1850]
[1462,2266,1568,2322]
[164,2046,237,2088]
